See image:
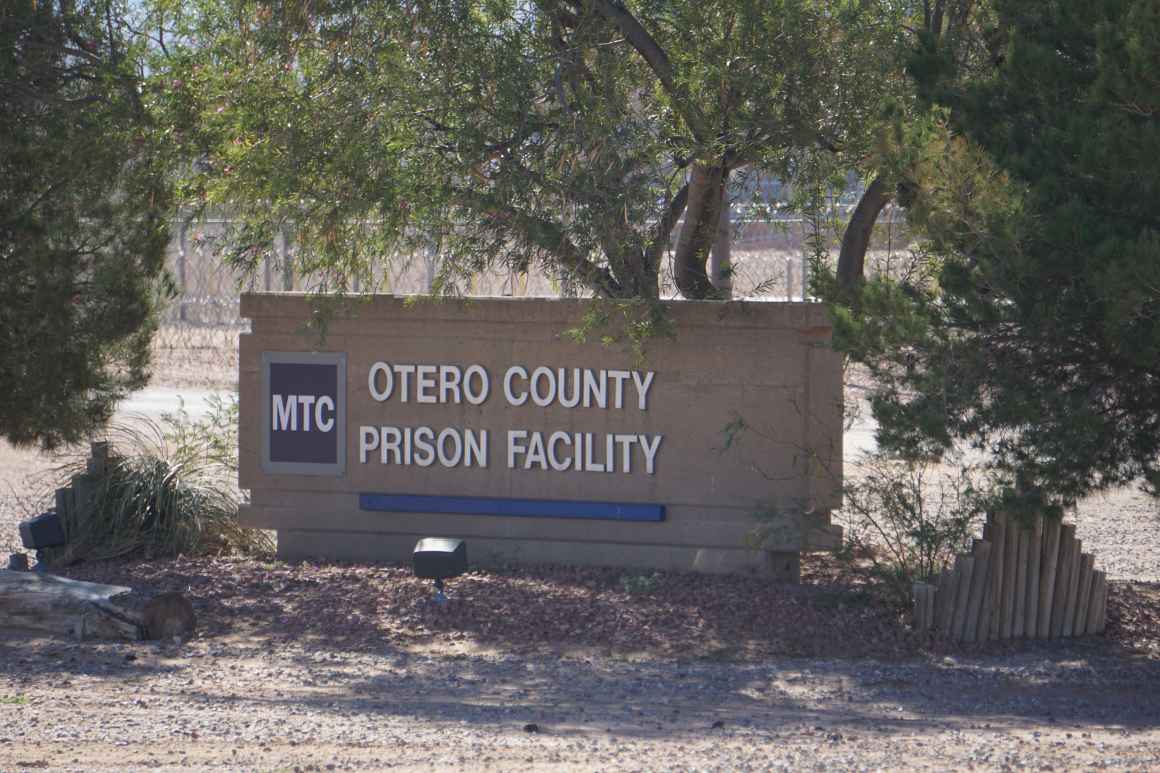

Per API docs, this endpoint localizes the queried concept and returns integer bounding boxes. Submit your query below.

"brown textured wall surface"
[238,294,843,579]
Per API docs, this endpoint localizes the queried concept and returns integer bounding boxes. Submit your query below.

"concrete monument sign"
[239,294,843,580]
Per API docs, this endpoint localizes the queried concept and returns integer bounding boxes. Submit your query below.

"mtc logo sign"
[261,352,346,475]
[272,393,336,433]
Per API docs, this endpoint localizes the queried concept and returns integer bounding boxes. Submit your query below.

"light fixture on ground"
[412,538,467,604]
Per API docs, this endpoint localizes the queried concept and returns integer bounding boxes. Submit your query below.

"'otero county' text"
[366,362,655,410]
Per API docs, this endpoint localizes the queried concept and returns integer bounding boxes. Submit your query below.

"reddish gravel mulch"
[53,553,1160,662]
[58,555,920,660]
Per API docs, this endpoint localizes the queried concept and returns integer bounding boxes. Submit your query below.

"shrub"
[836,451,987,602]
[56,399,270,563]
[620,572,662,595]
[160,394,241,480]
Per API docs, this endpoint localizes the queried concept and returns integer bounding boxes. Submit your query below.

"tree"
[822,0,1160,503]
[153,0,902,300]
[834,0,995,290]
[0,0,171,449]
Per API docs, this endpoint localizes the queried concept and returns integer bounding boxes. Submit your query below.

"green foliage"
[821,0,1160,504]
[0,695,28,705]
[837,452,986,605]
[160,394,240,477]
[619,572,661,595]
[562,297,675,365]
[57,415,271,564]
[0,0,172,449]
[148,0,902,300]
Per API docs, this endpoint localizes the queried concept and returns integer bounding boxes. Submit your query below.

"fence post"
[279,227,293,291]
[177,218,189,322]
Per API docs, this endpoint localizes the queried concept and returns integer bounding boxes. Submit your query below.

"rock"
[142,592,196,641]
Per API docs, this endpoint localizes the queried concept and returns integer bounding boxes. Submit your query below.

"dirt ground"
[3,453,1159,771]
[2,343,1160,771]
[1,545,1158,772]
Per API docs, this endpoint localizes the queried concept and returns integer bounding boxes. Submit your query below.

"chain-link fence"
[151,209,913,389]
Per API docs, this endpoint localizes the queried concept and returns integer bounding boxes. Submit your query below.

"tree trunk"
[1,571,142,640]
[836,176,892,290]
[673,163,726,299]
[709,194,733,298]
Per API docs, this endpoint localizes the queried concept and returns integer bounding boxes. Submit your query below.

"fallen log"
[0,571,142,641]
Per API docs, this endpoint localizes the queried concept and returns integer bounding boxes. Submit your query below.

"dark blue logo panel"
[261,352,346,475]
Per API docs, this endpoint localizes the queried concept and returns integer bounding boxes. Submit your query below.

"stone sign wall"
[238,294,843,580]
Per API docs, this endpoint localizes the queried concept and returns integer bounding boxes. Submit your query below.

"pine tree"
[825,0,1160,502]
[0,0,171,448]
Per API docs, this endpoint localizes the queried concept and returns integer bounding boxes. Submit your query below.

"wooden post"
[924,583,937,632]
[936,567,954,633]
[989,513,1007,639]
[87,441,110,476]
[54,487,73,519]
[909,580,918,631]
[977,545,996,642]
[963,540,992,643]
[1037,518,1062,638]
[927,582,937,633]
[1013,525,1029,638]
[914,583,936,632]
[952,555,976,642]
[1088,571,1107,635]
[1063,538,1083,636]
[1050,525,1077,638]
[1084,570,1102,635]
[70,474,97,523]
[940,560,963,639]
[1025,515,1043,638]
[979,518,993,641]
[1074,554,1095,635]
[1000,512,1019,639]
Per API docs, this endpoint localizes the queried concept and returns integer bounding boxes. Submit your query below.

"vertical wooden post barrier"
[1075,553,1095,634]
[1013,525,1029,638]
[914,512,1110,643]
[1051,525,1076,638]
[963,540,991,643]
[1038,518,1062,638]
[1000,515,1019,639]
[951,555,976,642]
[1025,515,1043,637]
[989,514,1007,639]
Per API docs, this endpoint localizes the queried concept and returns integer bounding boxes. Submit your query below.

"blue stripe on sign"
[358,493,665,522]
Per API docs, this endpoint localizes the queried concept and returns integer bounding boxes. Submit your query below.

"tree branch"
[644,181,688,272]
[837,176,892,289]
[588,0,709,142]
[672,163,725,299]
[452,187,624,297]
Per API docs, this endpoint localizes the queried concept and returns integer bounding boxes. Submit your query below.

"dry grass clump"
[55,412,270,564]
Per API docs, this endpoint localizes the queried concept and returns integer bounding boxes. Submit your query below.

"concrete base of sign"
[275,529,803,583]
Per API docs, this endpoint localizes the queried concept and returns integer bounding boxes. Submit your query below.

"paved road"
[115,388,233,421]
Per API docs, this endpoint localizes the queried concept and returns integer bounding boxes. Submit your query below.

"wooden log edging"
[912,512,1109,642]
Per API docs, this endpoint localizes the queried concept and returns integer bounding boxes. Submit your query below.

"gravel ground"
[0,553,1157,772]
[2,630,1159,772]
[3,435,1160,771]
